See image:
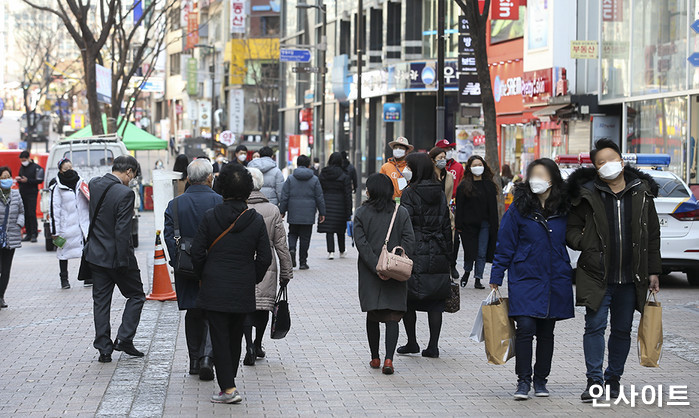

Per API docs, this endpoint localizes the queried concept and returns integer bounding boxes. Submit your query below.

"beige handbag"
[376,204,413,282]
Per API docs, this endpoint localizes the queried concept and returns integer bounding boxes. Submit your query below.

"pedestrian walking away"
[454,155,499,289]
[84,156,145,363]
[164,158,223,381]
[243,168,293,366]
[0,166,24,310]
[341,151,358,193]
[354,173,415,374]
[380,136,414,200]
[246,146,284,206]
[490,158,574,400]
[318,152,353,260]
[49,158,89,290]
[173,154,190,196]
[397,153,452,359]
[17,150,44,242]
[566,138,661,402]
[278,155,326,270]
[191,163,272,404]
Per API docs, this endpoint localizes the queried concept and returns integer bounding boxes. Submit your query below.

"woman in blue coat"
[490,158,574,401]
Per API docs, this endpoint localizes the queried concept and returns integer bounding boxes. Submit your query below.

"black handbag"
[444,279,461,313]
[78,182,117,281]
[270,285,291,340]
[172,198,198,280]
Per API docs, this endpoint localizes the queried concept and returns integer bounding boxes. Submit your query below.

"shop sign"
[198,101,211,128]
[601,41,629,59]
[408,62,458,89]
[459,73,481,104]
[185,11,199,50]
[602,0,623,22]
[522,68,561,106]
[383,103,402,122]
[493,75,521,102]
[490,60,523,114]
[187,58,198,96]
[231,1,247,34]
[570,40,598,59]
[492,0,519,20]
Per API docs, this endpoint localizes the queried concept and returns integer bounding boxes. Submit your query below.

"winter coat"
[354,203,415,313]
[50,177,90,260]
[163,184,223,310]
[247,157,285,205]
[455,179,499,263]
[342,160,358,192]
[380,158,409,199]
[317,166,352,234]
[248,191,293,311]
[490,188,574,319]
[0,189,24,249]
[279,167,326,225]
[400,181,453,301]
[18,160,44,195]
[446,159,464,199]
[566,166,661,314]
[192,200,272,313]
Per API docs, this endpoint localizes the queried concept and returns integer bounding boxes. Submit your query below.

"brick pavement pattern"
[1,212,698,417]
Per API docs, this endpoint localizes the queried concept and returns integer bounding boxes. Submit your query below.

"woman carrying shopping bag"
[489,158,574,400]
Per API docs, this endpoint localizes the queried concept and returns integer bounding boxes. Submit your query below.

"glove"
[280,277,290,287]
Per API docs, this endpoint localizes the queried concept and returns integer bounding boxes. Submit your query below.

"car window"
[653,176,690,198]
[62,149,114,167]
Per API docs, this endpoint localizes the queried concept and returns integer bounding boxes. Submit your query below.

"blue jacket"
[278,167,326,225]
[164,184,223,310]
[490,204,574,320]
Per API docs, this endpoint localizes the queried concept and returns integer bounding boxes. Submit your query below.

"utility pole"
[353,0,363,209]
[436,0,445,142]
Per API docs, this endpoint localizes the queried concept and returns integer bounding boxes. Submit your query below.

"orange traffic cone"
[147,230,177,301]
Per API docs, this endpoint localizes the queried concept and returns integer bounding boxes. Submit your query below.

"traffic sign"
[280,48,312,63]
[219,130,234,146]
[688,52,699,67]
[692,19,699,34]
[291,66,326,74]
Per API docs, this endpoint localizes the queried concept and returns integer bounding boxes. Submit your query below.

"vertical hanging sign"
[231,1,247,34]
[458,16,480,104]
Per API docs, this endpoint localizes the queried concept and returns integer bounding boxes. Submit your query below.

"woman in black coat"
[318,152,352,259]
[354,173,415,375]
[455,155,499,289]
[397,153,453,358]
[191,163,272,404]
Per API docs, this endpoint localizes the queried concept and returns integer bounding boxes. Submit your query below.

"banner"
[185,11,199,50]
[231,1,247,34]
[228,89,244,134]
[186,58,198,96]
[492,0,519,20]
[95,64,112,104]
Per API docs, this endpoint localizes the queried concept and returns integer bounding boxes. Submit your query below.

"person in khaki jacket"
[243,168,293,366]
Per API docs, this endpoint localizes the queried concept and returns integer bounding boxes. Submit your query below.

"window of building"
[170,7,181,30]
[369,8,383,51]
[261,16,280,36]
[386,2,401,47]
[170,53,181,76]
[339,20,351,55]
[421,0,459,59]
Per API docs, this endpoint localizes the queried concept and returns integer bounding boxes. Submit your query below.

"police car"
[555,153,699,286]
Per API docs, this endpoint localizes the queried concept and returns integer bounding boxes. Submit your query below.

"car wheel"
[132,233,139,249]
[687,268,699,286]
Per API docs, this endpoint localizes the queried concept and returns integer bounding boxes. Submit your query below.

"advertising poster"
[455,125,486,162]
[527,0,549,50]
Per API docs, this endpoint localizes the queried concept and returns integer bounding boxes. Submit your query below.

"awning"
[68,115,168,151]
[532,104,571,118]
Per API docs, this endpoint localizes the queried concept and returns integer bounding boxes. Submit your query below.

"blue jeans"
[463,221,489,279]
[514,316,556,384]
[583,283,636,382]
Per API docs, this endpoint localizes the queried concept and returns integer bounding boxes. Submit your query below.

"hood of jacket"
[410,180,445,203]
[319,165,345,181]
[567,165,659,201]
[292,166,315,181]
[212,199,257,233]
[248,156,277,173]
[247,190,269,204]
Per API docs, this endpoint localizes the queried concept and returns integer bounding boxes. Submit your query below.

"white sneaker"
[211,389,242,404]
[328,252,335,260]
[340,252,347,258]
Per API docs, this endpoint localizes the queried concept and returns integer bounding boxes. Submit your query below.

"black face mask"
[58,169,79,191]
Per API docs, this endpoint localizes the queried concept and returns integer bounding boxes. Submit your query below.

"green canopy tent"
[68,115,167,150]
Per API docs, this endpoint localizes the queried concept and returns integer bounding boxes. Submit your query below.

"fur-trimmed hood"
[512,181,569,217]
[567,165,659,201]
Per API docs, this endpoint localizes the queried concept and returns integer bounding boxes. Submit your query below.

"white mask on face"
[598,161,623,180]
[402,168,412,182]
[470,166,485,176]
[238,154,247,162]
[393,148,406,159]
[21,160,29,167]
[216,157,223,163]
[529,177,551,195]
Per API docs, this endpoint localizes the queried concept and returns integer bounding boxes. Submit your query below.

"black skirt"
[407,298,445,313]
[367,309,405,323]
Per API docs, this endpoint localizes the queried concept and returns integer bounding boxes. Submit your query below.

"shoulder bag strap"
[85,181,118,243]
[172,197,181,244]
[383,203,400,245]
[1,198,9,229]
[208,208,249,251]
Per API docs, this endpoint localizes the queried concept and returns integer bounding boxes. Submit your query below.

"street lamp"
[194,44,216,148]
[296,1,327,164]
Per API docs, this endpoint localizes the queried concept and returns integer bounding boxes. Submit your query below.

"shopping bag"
[469,290,497,343]
[482,290,515,365]
[444,280,460,313]
[638,291,662,367]
[270,286,291,340]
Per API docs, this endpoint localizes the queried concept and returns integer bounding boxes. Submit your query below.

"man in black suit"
[85,156,146,363]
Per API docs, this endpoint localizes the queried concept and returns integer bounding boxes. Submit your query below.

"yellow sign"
[71,114,85,130]
[570,40,598,59]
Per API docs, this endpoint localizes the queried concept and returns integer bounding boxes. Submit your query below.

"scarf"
[58,170,80,191]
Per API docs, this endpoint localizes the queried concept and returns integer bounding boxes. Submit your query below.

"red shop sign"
[490,60,524,115]
[492,0,519,20]
[521,68,555,107]
[602,0,623,22]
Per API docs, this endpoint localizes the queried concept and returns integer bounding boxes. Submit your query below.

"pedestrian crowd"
[0,136,662,406]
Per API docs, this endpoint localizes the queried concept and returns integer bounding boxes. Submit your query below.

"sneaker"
[211,389,242,404]
[534,380,549,397]
[514,381,530,400]
[328,252,335,260]
[340,252,347,258]
[581,378,604,403]
[61,279,70,289]
[605,378,620,400]
[299,263,309,270]
[30,235,37,243]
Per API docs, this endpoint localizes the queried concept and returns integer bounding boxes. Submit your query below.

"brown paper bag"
[638,291,662,367]
[482,292,516,365]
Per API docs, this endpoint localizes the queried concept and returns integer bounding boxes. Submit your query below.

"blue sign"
[421,66,436,85]
[280,49,312,63]
[383,103,402,122]
[692,19,699,34]
[688,52,699,67]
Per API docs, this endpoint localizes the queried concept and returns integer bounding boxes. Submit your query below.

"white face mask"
[314,163,320,169]
[216,157,223,163]
[529,177,551,195]
[21,160,29,167]
[238,154,247,162]
[470,165,485,176]
[393,148,406,159]
[598,161,623,180]
[402,168,412,182]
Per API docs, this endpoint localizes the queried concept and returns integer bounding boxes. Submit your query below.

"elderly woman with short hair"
[191,163,272,404]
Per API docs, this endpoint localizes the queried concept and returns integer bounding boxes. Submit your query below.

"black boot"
[290,250,296,268]
[474,278,485,289]
[60,278,70,289]
[243,346,256,366]
[450,266,459,279]
[189,356,200,375]
[199,357,214,381]
[460,271,470,287]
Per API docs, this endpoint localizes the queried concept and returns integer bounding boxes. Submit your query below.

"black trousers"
[20,192,37,236]
[0,248,15,298]
[59,259,68,280]
[452,231,460,268]
[288,224,313,264]
[91,264,145,355]
[244,310,270,348]
[325,232,345,253]
[207,310,246,391]
[185,308,213,361]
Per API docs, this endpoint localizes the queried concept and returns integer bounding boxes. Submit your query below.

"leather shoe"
[114,339,145,357]
[370,358,381,369]
[243,346,256,366]
[382,359,394,375]
[255,345,266,358]
[98,353,112,363]
[199,357,214,381]
[189,358,200,375]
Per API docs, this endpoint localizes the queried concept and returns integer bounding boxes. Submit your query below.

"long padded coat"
[317,166,352,234]
[50,177,90,260]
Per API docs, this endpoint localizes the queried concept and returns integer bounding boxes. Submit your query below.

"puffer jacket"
[279,167,326,225]
[247,157,285,205]
[248,191,293,311]
[0,189,24,249]
[50,177,90,260]
[317,166,352,233]
[400,181,453,301]
[566,165,661,314]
